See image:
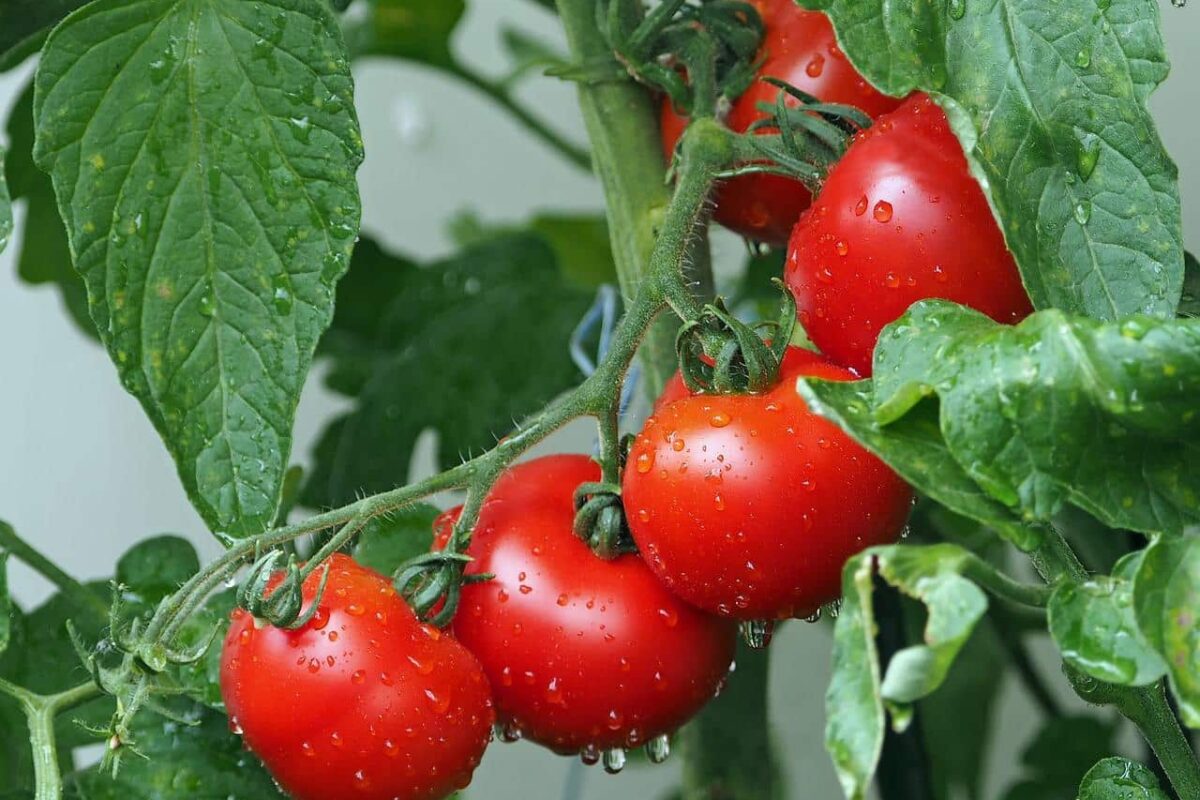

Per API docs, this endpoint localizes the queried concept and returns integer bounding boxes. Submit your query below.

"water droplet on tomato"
[606,710,625,731]
[300,740,315,757]
[425,688,451,714]
[228,716,243,735]
[709,412,731,427]
[307,658,321,673]
[635,451,655,473]
[713,493,726,511]
[658,607,680,627]
[351,669,366,684]
[383,739,399,757]
[672,438,685,452]
[885,272,900,289]
[855,195,869,216]
[346,603,365,616]
[330,731,344,748]
[835,240,849,257]
[580,744,601,765]
[873,200,893,223]
[805,53,825,77]
[557,593,570,606]
[546,678,565,705]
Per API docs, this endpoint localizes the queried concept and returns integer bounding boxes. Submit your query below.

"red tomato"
[784,93,1033,376]
[220,553,494,800]
[623,348,912,620]
[661,0,902,245]
[447,455,736,756]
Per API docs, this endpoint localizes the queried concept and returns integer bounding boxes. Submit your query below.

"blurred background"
[1,1,1197,798]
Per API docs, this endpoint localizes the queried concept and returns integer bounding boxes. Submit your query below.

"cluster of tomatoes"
[218,3,1033,798]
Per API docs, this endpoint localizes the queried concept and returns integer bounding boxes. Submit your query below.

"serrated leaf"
[1076,757,1171,800]
[0,0,87,70]
[802,301,1200,542]
[353,504,440,575]
[341,0,465,66]
[801,0,1182,320]
[34,0,364,538]
[1049,574,1167,687]
[303,232,589,508]
[1133,533,1200,726]
[116,535,200,605]
[825,544,989,800]
[65,702,286,800]
[3,82,94,338]
[795,380,1039,550]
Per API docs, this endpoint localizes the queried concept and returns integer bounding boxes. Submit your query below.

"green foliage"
[449,212,618,289]
[0,0,86,70]
[353,504,441,575]
[999,716,1117,800]
[1076,756,1172,800]
[33,0,364,538]
[3,82,93,338]
[116,536,201,605]
[824,544,990,800]
[303,232,590,508]
[341,0,465,66]
[801,0,1182,321]
[1133,533,1200,726]
[65,701,286,800]
[799,301,1200,542]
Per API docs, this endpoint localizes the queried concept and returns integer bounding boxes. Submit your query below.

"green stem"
[1029,528,1200,800]
[554,0,704,394]
[0,678,102,800]
[450,61,593,171]
[960,554,1053,608]
[0,521,108,621]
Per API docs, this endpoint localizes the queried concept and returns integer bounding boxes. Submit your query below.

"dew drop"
[228,716,243,735]
[606,709,625,730]
[271,273,294,315]
[351,669,366,684]
[873,200,894,223]
[603,747,627,774]
[300,740,315,757]
[709,412,731,428]
[805,53,825,77]
[854,195,868,216]
[1075,46,1092,68]
[739,619,775,649]
[646,734,671,764]
[805,608,823,623]
[1073,199,1093,225]
[635,451,655,473]
[1076,132,1101,180]
[580,744,601,765]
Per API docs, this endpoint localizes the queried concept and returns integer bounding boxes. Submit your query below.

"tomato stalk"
[1028,529,1200,799]
[0,521,108,623]
[0,677,101,800]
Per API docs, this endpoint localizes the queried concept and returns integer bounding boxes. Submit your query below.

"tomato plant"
[442,455,736,761]
[0,1,1198,800]
[624,348,912,620]
[660,0,901,245]
[784,93,1033,375]
[220,554,493,800]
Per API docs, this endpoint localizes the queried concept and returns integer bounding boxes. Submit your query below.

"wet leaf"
[1132,532,1200,726]
[1075,756,1171,800]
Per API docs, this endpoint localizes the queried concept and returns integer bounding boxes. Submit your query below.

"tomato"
[784,93,1033,376]
[446,454,736,758]
[220,553,494,800]
[661,0,902,245]
[623,348,912,620]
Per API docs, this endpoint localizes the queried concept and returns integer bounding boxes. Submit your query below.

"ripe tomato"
[446,455,736,757]
[623,348,912,620]
[220,553,494,800]
[661,0,902,245]
[784,93,1033,376]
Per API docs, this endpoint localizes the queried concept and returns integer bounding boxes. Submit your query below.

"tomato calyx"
[572,480,637,559]
[601,0,764,116]
[235,549,330,630]
[675,280,796,394]
[394,549,493,627]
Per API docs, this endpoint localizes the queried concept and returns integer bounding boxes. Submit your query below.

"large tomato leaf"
[825,543,990,800]
[302,232,590,509]
[799,301,1200,539]
[1133,533,1200,727]
[1048,552,1167,687]
[34,0,364,538]
[65,702,286,800]
[4,81,95,338]
[801,0,1182,320]
[1076,757,1171,800]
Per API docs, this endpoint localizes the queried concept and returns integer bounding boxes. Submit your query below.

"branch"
[0,521,108,621]
[0,677,102,800]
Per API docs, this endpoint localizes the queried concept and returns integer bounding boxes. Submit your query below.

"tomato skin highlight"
[448,454,737,754]
[660,0,902,245]
[219,553,494,800]
[784,93,1033,376]
[623,348,912,620]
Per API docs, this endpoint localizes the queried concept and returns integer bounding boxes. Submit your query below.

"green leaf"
[680,643,784,800]
[1133,532,1200,726]
[0,552,10,657]
[0,147,10,256]
[1048,574,1167,687]
[448,212,618,289]
[66,702,287,800]
[825,543,989,800]
[801,0,1182,320]
[795,380,1039,550]
[999,716,1117,800]
[802,301,1200,541]
[1076,757,1171,800]
[341,0,465,66]
[3,82,94,338]
[116,535,201,605]
[353,504,441,575]
[34,0,364,538]
[303,232,590,508]
[0,0,86,70]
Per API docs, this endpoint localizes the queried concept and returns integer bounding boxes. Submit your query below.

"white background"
[1,2,1197,798]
